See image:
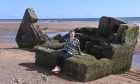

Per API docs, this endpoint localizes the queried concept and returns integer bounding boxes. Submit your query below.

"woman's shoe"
[51,66,61,72]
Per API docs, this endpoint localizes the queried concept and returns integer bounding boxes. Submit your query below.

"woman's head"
[69,30,75,39]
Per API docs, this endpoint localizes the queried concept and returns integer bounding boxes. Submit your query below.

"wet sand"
[0,21,98,32]
[0,21,140,84]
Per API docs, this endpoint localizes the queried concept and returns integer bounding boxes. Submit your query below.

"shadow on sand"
[18,62,79,82]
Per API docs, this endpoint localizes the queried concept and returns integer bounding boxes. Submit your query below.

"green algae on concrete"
[35,16,139,81]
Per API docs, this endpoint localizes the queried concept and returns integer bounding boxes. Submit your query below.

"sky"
[0,0,140,19]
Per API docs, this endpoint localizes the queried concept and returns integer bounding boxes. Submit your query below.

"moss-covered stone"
[53,34,64,43]
[34,40,64,51]
[125,24,139,45]
[117,24,139,44]
[35,16,139,82]
[98,16,127,37]
[111,44,134,73]
[16,8,48,48]
[35,50,112,81]
[74,27,99,37]
[84,41,93,54]
[111,24,139,73]
[35,48,57,69]
[64,55,112,81]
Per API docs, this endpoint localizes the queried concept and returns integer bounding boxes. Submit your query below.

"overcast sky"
[0,0,140,19]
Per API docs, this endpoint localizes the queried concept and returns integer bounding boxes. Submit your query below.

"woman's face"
[70,32,75,39]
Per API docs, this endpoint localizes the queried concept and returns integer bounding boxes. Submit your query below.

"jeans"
[56,49,72,68]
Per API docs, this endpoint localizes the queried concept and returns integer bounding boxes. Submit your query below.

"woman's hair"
[69,30,75,34]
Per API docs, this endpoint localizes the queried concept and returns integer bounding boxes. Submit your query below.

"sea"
[1,17,140,23]
[0,17,140,69]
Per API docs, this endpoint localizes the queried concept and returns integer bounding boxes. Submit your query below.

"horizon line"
[0,17,140,19]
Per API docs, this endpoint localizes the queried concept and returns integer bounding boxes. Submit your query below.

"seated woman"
[52,30,84,73]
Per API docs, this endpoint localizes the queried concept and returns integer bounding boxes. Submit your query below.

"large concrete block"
[35,48,112,81]
[98,16,127,37]
[16,8,48,48]
[34,16,139,82]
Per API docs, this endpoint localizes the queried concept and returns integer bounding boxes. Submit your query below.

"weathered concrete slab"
[16,8,48,48]
[35,16,139,81]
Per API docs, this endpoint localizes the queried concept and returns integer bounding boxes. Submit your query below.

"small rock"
[42,76,47,81]
[13,78,22,83]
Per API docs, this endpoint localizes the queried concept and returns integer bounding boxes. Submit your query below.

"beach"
[0,21,140,84]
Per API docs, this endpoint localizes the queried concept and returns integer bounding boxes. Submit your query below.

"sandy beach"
[0,21,140,84]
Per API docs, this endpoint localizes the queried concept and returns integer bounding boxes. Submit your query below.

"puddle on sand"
[0,30,17,42]
[0,30,68,42]
[132,54,140,69]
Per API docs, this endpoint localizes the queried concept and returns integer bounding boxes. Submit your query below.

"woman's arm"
[76,39,84,55]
